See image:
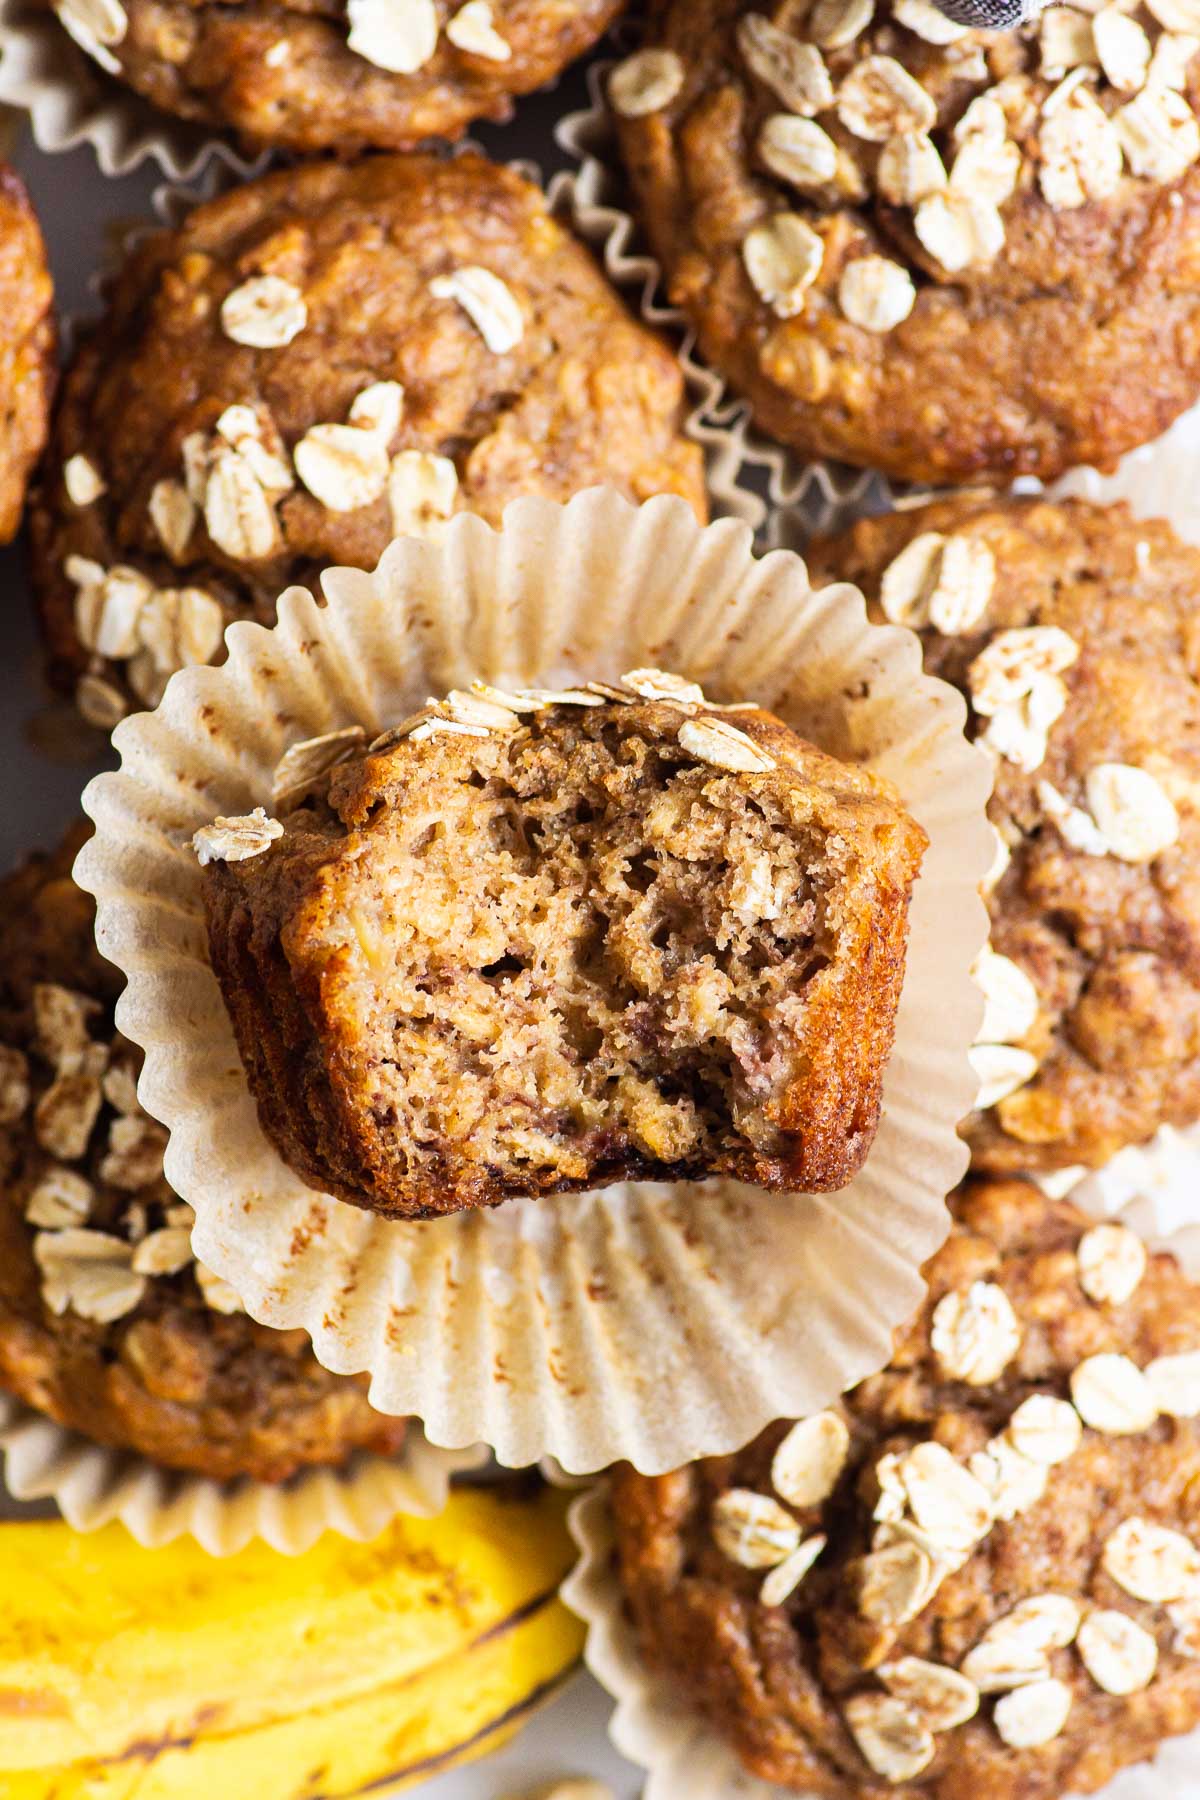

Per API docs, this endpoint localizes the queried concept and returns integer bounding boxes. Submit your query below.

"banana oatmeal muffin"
[809,495,1200,1176]
[50,0,624,153]
[612,1176,1200,1796]
[196,671,927,1218]
[29,154,707,732]
[0,823,407,1483]
[610,0,1200,485]
[0,166,54,545]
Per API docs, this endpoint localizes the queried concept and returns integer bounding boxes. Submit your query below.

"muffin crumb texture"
[612,1177,1200,1796]
[199,675,926,1217]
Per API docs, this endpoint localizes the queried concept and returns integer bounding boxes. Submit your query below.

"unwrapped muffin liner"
[75,486,992,1475]
[561,1191,1200,1800]
[0,1396,484,1552]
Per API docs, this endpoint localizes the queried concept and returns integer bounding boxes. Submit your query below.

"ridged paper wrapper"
[0,1400,483,1552]
[76,487,992,1474]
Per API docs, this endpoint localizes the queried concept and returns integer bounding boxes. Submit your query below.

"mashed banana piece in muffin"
[613,1177,1200,1796]
[197,673,926,1218]
[0,824,406,1483]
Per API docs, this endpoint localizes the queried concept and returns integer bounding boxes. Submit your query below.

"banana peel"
[0,1483,584,1798]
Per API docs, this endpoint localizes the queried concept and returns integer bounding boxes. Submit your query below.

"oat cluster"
[54,0,515,79]
[1,981,242,1326]
[873,524,1181,1122]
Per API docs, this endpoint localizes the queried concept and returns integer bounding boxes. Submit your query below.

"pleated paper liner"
[0,1397,484,1553]
[75,487,991,1475]
[561,1190,1200,1800]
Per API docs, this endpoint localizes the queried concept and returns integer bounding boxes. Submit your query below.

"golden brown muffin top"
[613,1176,1200,1797]
[0,825,405,1481]
[53,0,625,153]
[610,0,1200,483]
[30,154,707,731]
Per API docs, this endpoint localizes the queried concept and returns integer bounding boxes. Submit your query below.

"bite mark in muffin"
[197,671,927,1217]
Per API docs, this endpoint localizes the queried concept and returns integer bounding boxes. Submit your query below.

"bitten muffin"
[0,824,407,1483]
[50,0,624,153]
[196,670,927,1219]
[613,1177,1200,1797]
[609,0,1200,485]
[0,166,54,545]
[29,154,708,732]
[810,495,1200,1175]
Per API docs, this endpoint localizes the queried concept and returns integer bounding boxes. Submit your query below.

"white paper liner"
[0,1396,484,1553]
[74,487,991,1474]
[562,1193,1200,1800]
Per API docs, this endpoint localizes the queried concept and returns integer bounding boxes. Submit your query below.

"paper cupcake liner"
[562,1192,1200,1800]
[75,487,991,1475]
[0,1396,484,1553]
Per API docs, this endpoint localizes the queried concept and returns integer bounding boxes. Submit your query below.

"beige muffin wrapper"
[0,1399,484,1552]
[74,487,991,1475]
[561,1194,1200,1800]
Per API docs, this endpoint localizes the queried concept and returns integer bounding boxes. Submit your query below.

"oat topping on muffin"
[810,496,1200,1173]
[0,824,406,1482]
[30,155,708,731]
[50,0,624,153]
[611,0,1200,482]
[611,1177,1200,1794]
[196,671,926,1218]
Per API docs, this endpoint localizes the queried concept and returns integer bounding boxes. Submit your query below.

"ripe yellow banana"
[0,1483,584,1798]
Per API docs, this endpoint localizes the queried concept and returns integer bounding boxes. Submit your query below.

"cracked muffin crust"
[0,166,54,546]
[50,0,625,153]
[809,495,1200,1176]
[609,0,1200,485]
[29,154,708,732]
[0,823,407,1483]
[612,1177,1200,1796]
[196,672,926,1218]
